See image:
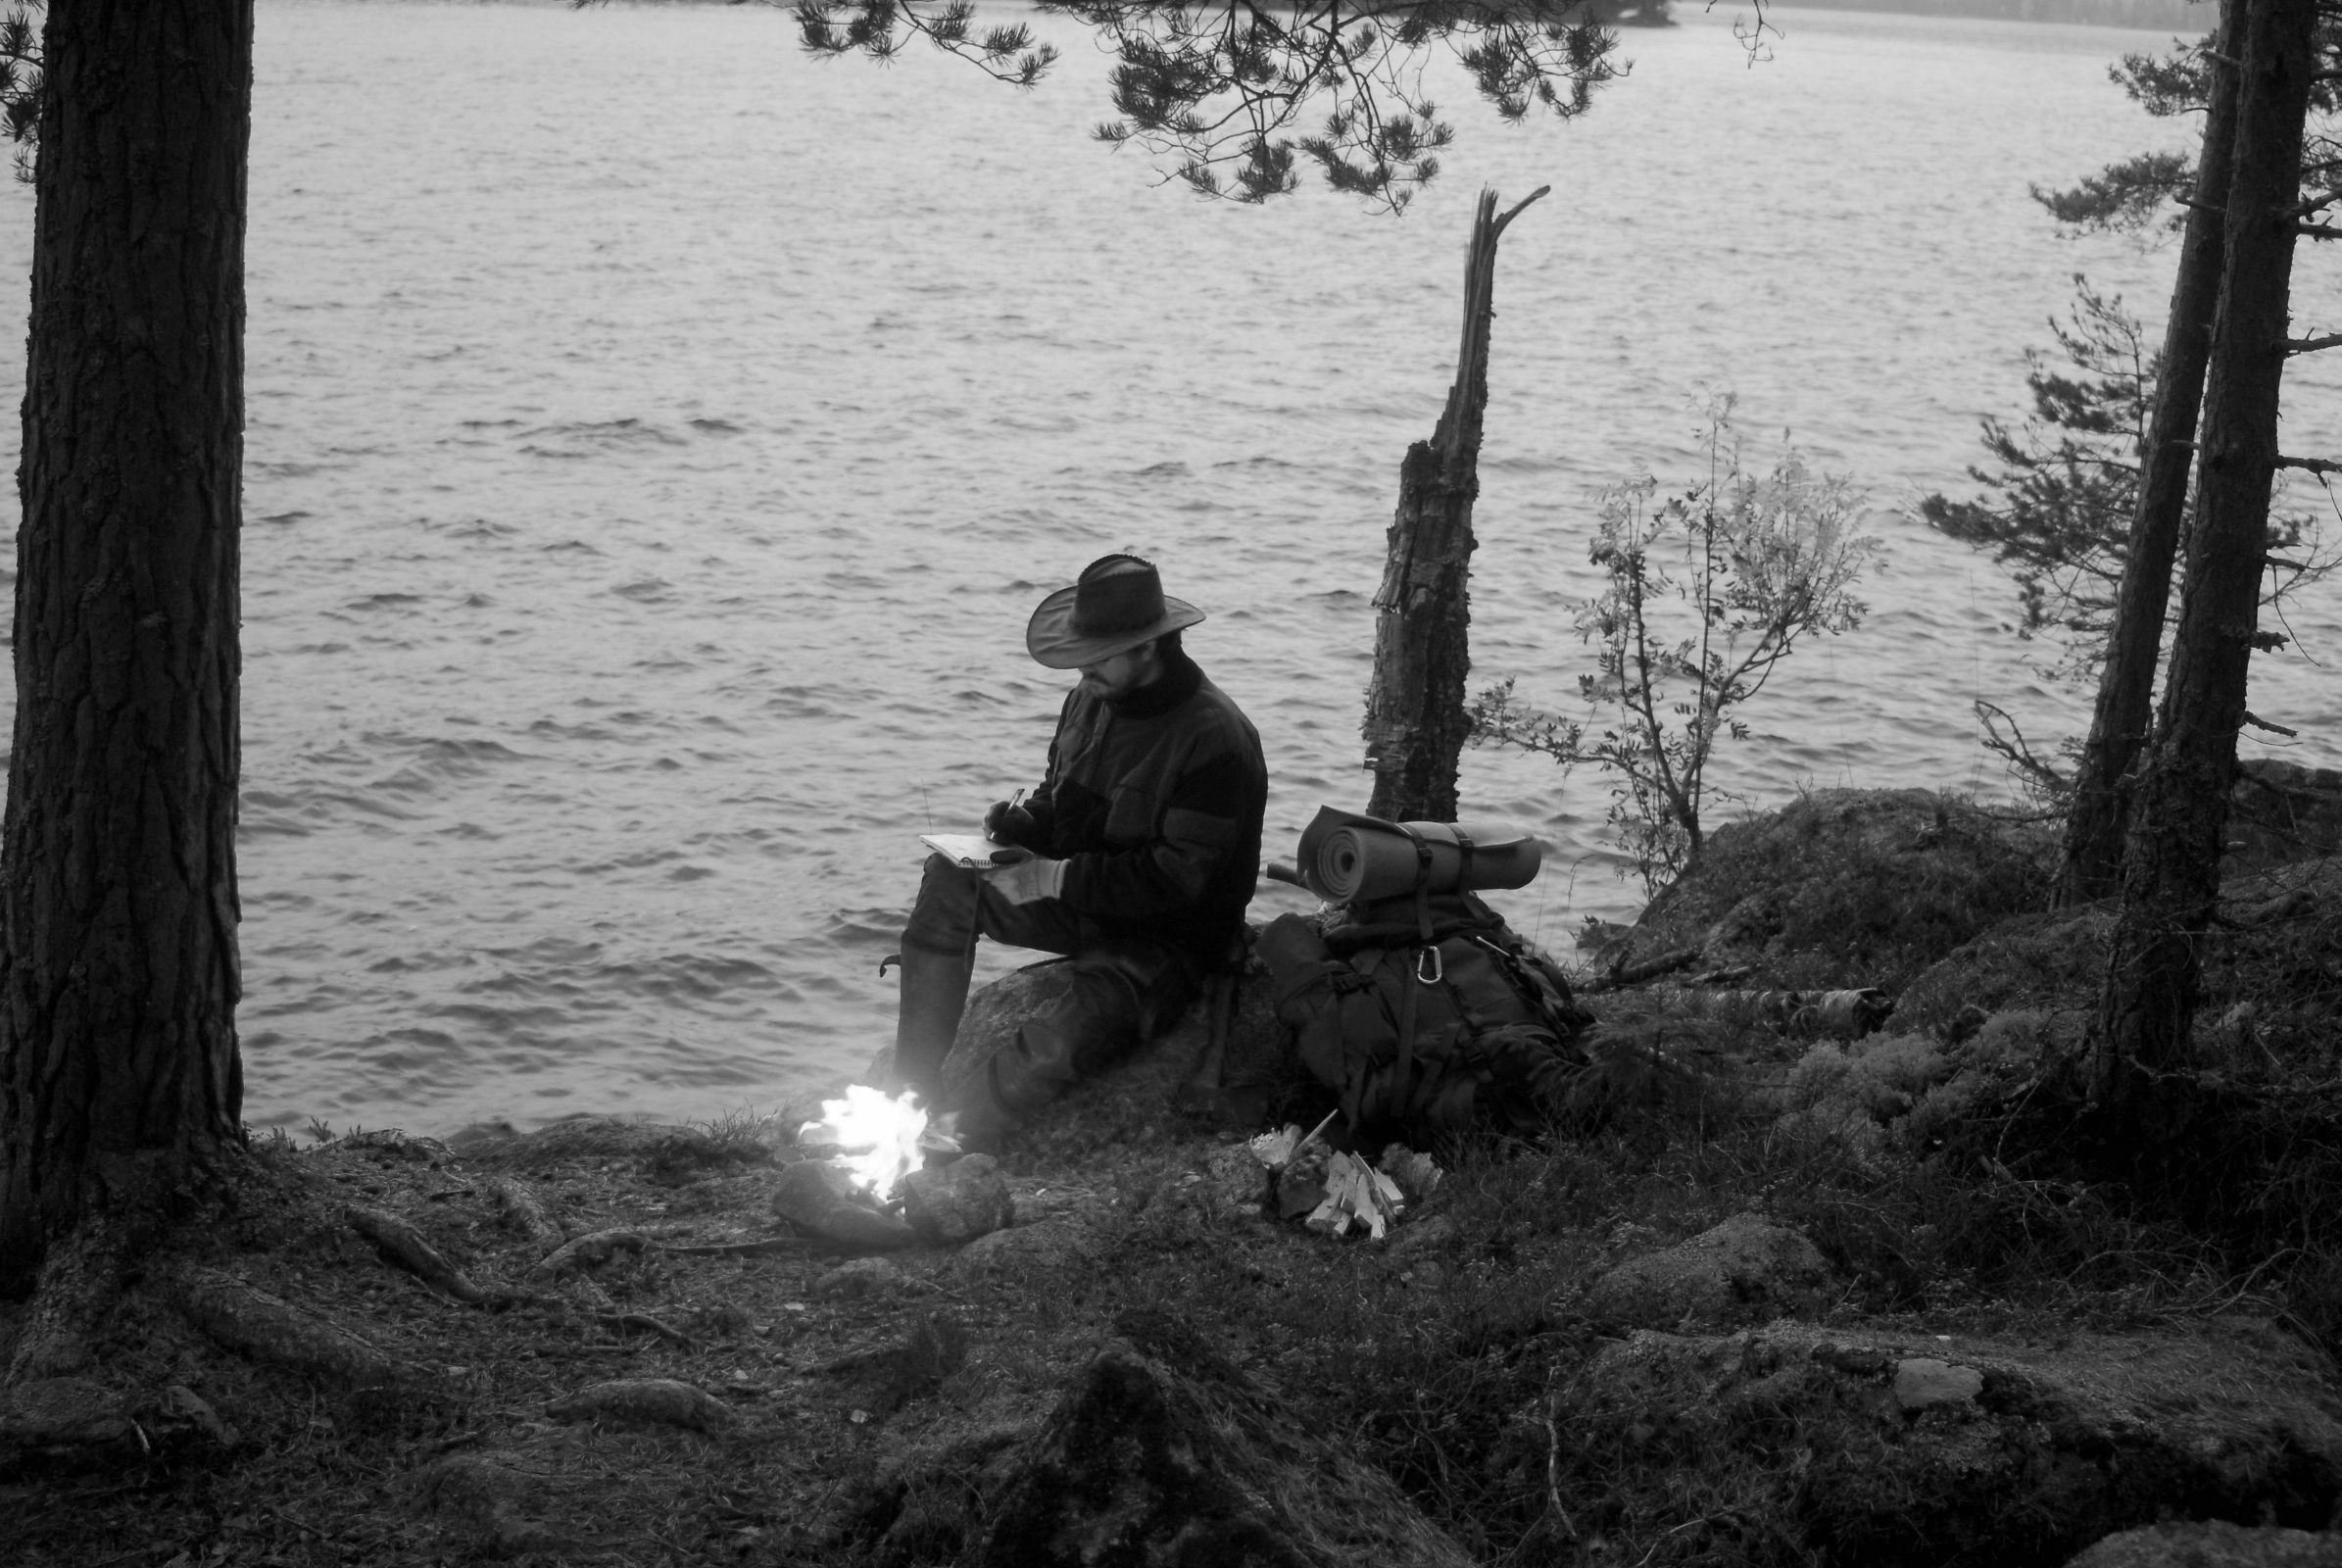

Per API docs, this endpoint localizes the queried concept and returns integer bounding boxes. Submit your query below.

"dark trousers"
[895,855,1196,1127]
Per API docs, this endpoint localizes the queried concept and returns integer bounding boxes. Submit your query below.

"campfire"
[778,1086,1003,1253]
[797,1084,935,1200]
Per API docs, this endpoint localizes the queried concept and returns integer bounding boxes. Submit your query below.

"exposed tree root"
[484,1174,562,1249]
[345,1204,490,1303]
[416,1451,573,1555]
[524,1227,647,1283]
[661,1236,812,1257]
[595,1311,696,1349]
[543,1377,736,1433]
[0,1377,236,1475]
[176,1266,436,1393]
[6,1207,147,1383]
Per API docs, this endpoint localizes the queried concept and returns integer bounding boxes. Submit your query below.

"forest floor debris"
[6,788,2340,1566]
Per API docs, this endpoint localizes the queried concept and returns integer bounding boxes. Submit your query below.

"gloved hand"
[984,799,1040,848]
[984,847,1065,906]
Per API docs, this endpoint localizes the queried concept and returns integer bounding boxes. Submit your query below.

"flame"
[798,1084,930,1197]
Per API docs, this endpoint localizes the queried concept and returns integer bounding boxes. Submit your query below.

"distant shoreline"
[1773,0,2209,30]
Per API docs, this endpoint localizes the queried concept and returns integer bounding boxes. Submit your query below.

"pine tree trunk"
[1363,186,1546,823]
[2055,0,2246,906]
[2093,0,2315,1129]
[0,0,252,1291]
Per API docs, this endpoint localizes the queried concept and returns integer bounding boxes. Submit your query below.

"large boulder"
[1609,790,2052,992]
[1542,1316,2342,1568]
[972,1309,1474,1567]
[1583,1212,1840,1331]
[867,950,1298,1162]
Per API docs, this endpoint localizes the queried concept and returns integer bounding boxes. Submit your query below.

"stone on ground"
[771,1158,918,1251]
[1584,1211,1839,1331]
[866,946,1295,1157]
[902,1153,1014,1246]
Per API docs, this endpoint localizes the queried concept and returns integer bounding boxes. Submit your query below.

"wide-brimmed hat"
[1025,554,1206,669]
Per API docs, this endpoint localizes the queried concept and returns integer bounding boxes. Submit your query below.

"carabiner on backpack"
[1415,944,1444,985]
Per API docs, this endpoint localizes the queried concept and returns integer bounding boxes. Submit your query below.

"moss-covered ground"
[6,789,2339,1567]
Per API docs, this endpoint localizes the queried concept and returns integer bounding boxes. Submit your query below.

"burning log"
[797,1083,935,1194]
[779,1082,966,1251]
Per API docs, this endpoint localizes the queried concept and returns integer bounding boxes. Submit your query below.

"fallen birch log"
[1582,946,1702,992]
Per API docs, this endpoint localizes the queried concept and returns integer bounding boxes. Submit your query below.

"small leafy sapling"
[1474,399,1877,893]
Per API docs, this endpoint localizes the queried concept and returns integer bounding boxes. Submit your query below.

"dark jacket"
[1020,652,1267,964]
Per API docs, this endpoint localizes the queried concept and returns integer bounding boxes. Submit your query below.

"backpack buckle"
[1415,945,1444,985]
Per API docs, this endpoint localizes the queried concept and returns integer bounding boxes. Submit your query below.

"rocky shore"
[6,786,2341,1567]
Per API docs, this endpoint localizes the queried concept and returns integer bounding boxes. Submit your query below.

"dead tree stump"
[1362,185,1548,823]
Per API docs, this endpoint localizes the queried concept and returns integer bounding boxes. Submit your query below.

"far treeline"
[1787,0,2210,30]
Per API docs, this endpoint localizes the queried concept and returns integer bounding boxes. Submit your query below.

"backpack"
[1256,890,1593,1141]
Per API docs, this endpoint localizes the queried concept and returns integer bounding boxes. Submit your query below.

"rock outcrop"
[1606,789,2052,991]
[1550,1316,2342,1568]
[1583,1212,1841,1331]
[2067,1519,2342,1567]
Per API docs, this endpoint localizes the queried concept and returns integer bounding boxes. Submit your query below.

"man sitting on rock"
[890,554,1267,1151]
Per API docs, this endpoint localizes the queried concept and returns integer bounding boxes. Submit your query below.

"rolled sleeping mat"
[1293,807,1543,903]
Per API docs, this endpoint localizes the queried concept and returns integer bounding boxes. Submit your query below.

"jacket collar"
[1107,649,1204,718]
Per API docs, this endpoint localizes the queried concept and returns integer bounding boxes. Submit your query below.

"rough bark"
[1362,185,1546,823]
[2056,0,2248,906]
[2094,0,2317,1127]
[0,0,253,1290]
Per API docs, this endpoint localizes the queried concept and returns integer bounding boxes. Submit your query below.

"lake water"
[0,0,2333,1137]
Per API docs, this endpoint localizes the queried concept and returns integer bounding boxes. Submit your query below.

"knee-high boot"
[892,938,974,1102]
